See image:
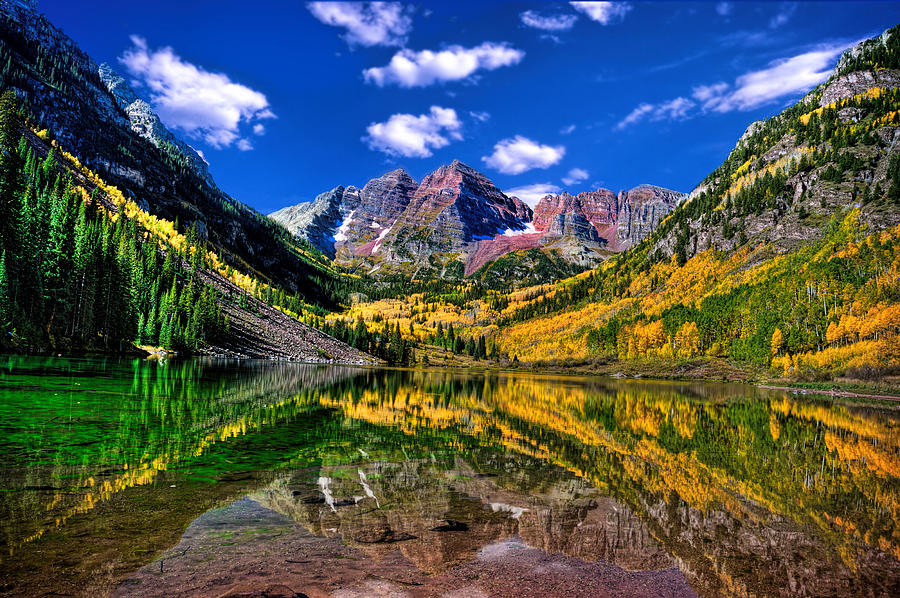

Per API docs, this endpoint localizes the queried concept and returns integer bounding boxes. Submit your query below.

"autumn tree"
[771,328,784,358]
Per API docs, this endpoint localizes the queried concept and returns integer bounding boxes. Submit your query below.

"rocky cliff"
[97,63,213,185]
[615,185,686,247]
[531,185,686,251]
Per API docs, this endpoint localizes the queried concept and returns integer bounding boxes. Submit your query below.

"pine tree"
[0,91,22,244]
[476,335,486,360]
[0,250,10,335]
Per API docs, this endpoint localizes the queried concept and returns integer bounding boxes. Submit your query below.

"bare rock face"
[356,168,417,224]
[532,185,684,251]
[820,69,900,107]
[616,185,686,246]
[547,213,602,243]
[533,190,619,239]
[396,160,532,244]
[269,169,419,260]
[269,187,345,257]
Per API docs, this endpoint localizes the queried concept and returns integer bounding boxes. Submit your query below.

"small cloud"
[504,183,561,207]
[306,2,412,48]
[469,110,491,122]
[253,123,265,136]
[716,29,775,49]
[560,124,576,135]
[236,138,253,151]
[363,42,524,88]
[691,82,729,109]
[715,2,732,17]
[364,105,462,158]
[520,10,578,31]
[120,36,275,150]
[562,167,589,186]
[482,135,565,175]
[615,97,694,130]
[569,2,632,25]
[616,103,654,129]
[769,2,798,29]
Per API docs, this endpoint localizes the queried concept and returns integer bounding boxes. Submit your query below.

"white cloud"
[691,82,729,109]
[697,44,850,112]
[569,2,632,25]
[562,167,589,186]
[616,103,654,129]
[560,124,576,135]
[363,42,524,88]
[658,97,694,118]
[469,110,491,122]
[615,97,694,129]
[364,106,462,158]
[482,135,565,175]
[120,36,275,150]
[520,10,578,31]
[715,2,732,17]
[252,123,265,136]
[307,2,412,47]
[617,41,852,128]
[504,183,561,207]
[236,138,253,151]
[769,3,798,29]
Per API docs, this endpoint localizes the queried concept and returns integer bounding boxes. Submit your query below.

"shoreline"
[4,349,898,401]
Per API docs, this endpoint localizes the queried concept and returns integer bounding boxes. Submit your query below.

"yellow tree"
[771,328,784,359]
[675,321,700,358]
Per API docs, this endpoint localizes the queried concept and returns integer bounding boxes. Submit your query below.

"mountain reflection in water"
[0,356,898,597]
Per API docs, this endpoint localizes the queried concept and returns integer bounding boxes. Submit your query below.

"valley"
[0,2,898,387]
[2,2,900,597]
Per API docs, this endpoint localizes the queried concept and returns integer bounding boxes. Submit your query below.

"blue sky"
[38,1,900,211]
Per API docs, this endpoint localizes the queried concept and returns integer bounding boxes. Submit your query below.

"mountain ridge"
[270,160,686,280]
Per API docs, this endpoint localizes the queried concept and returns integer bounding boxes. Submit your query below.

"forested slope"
[327,26,900,385]
[0,0,351,308]
[0,91,373,362]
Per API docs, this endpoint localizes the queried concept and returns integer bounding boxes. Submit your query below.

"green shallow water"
[0,355,898,597]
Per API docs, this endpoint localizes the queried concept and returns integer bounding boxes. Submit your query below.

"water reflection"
[0,356,898,596]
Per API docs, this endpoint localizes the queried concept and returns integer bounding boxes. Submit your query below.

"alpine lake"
[0,356,898,597]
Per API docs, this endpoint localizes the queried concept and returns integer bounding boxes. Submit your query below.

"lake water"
[0,356,898,597]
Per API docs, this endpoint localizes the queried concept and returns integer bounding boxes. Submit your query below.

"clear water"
[0,356,898,596]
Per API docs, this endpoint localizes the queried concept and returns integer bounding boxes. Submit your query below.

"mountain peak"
[96,62,213,185]
[376,167,416,185]
[448,159,479,174]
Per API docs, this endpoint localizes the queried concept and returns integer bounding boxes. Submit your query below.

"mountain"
[0,0,374,361]
[332,25,900,383]
[0,0,339,305]
[271,160,685,280]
